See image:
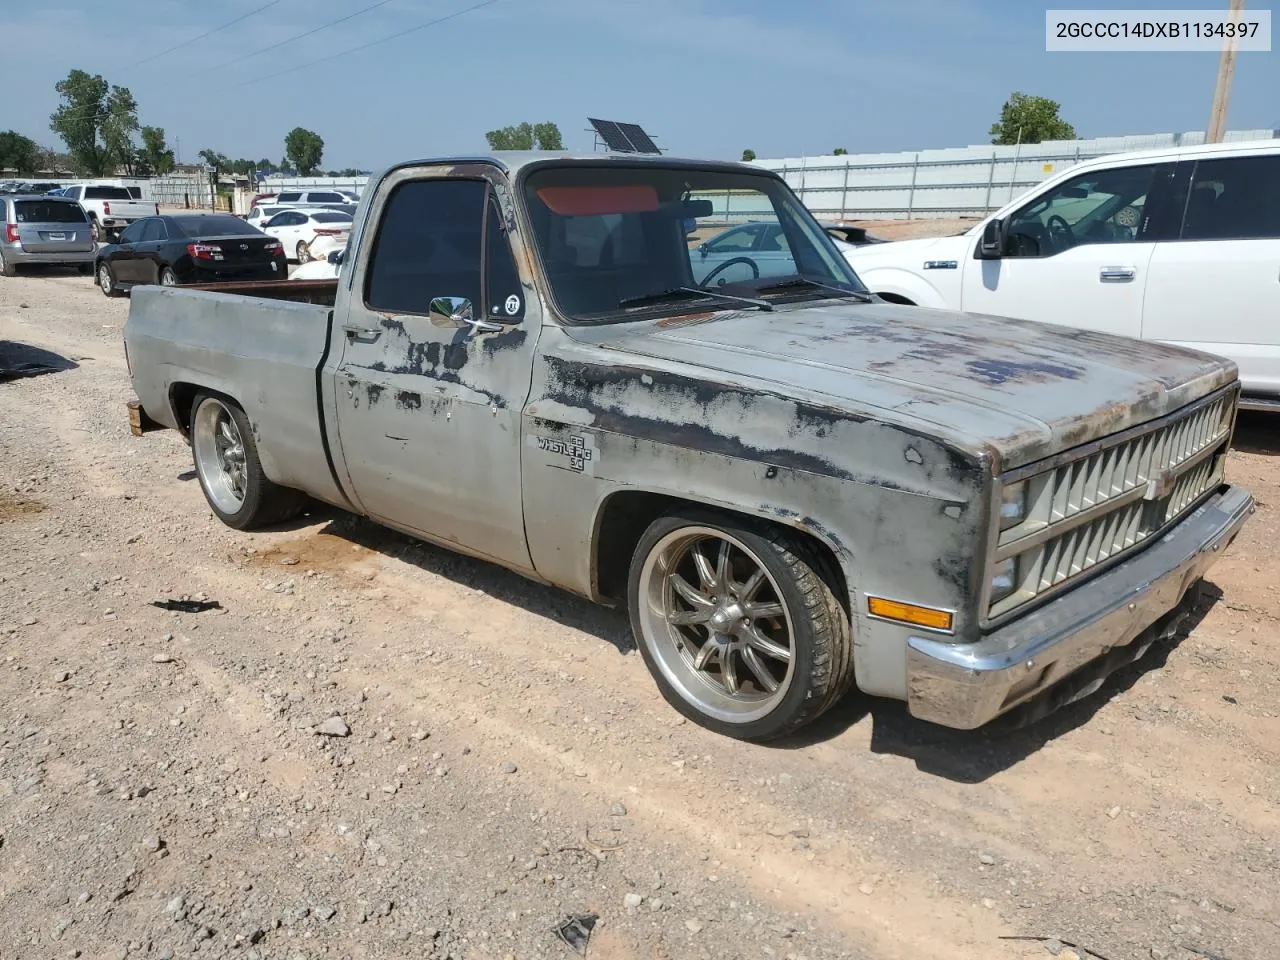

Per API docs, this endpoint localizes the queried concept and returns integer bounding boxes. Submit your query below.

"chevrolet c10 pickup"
[122,152,1255,740]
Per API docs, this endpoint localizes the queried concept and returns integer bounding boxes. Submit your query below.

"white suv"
[845,139,1280,410]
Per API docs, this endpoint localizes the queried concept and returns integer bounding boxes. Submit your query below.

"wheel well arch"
[168,382,240,438]
[591,490,851,612]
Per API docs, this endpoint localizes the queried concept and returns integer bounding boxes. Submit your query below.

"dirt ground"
[1,263,1277,960]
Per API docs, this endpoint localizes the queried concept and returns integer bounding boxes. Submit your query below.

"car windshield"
[14,200,87,224]
[170,215,260,237]
[522,164,867,322]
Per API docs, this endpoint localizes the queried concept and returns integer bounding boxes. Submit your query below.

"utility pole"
[1206,0,1246,143]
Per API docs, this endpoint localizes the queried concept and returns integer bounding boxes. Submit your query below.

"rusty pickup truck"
[122,152,1255,740]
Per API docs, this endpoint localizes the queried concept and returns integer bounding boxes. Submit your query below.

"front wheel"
[190,393,303,530]
[627,511,855,741]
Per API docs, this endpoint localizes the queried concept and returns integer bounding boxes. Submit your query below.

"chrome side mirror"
[428,296,501,333]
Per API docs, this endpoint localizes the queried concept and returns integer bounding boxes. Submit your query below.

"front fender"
[856,266,949,309]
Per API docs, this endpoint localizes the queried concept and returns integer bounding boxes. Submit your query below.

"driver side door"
[961,162,1173,337]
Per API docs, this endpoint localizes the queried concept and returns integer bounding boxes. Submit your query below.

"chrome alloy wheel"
[637,526,795,724]
[192,398,247,514]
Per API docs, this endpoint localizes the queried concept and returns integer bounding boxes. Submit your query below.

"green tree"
[0,131,40,174]
[140,126,175,175]
[989,92,1076,145]
[833,147,848,155]
[49,69,140,176]
[741,149,756,162]
[198,148,231,176]
[284,127,324,176]
[485,121,563,151]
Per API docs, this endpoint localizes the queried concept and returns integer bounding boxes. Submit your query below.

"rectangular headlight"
[999,481,1027,531]
[989,556,1019,606]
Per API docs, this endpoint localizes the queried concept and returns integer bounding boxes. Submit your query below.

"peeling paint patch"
[395,390,422,411]
[943,505,963,520]
[966,358,1083,386]
[904,446,924,464]
[366,384,384,407]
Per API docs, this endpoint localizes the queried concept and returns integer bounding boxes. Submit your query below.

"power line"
[234,0,499,87]
[124,0,285,71]
[206,0,400,73]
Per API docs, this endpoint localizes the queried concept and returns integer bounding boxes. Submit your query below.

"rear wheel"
[160,267,178,286]
[627,510,855,741]
[89,218,100,244]
[190,393,304,530]
[0,249,15,278]
[296,240,311,263]
[97,262,121,297]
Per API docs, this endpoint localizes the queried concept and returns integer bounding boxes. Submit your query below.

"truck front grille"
[988,388,1236,620]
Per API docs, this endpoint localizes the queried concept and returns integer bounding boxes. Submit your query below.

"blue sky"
[3,0,1277,170]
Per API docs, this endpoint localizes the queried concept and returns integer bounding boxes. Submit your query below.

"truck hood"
[601,301,1236,471]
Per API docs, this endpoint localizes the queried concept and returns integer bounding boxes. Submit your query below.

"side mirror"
[326,248,344,265]
[977,218,1005,259]
[429,296,501,333]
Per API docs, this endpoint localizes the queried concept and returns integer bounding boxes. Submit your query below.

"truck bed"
[124,284,348,507]
[183,278,340,306]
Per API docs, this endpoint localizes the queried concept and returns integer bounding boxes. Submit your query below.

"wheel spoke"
[744,600,785,620]
[714,540,731,592]
[738,567,766,601]
[691,545,717,591]
[668,607,712,626]
[218,420,236,445]
[692,638,718,672]
[722,648,740,694]
[744,623,792,663]
[669,574,713,612]
[742,647,779,693]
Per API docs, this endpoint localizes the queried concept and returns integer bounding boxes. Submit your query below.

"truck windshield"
[522,164,867,322]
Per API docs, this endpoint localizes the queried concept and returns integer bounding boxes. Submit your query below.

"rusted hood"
[599,301,1237,471]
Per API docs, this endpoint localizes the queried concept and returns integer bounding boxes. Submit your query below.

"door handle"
[343,323,381,341]
[1099,266,1136,282]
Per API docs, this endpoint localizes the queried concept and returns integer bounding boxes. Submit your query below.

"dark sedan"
[95,213,287,296]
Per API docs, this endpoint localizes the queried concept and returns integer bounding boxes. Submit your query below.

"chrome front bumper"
[906,484,1255,730]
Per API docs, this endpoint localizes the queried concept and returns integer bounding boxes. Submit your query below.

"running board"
[1238,394,1280,414]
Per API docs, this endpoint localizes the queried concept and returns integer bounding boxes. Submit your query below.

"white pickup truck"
[61,184,158,242]
[845,139,1280,411]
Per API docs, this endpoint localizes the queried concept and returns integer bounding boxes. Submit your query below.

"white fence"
[755,128,1279,221]
[258,127,1280,222]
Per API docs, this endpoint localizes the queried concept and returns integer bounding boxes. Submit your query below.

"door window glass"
[1005,164,1159,257]
[484,199,524,322]
[139,219,167,242]
[1181,154,1280,240]
[365,179,486,315]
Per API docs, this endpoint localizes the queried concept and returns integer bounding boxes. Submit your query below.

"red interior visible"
[536,184,660,216]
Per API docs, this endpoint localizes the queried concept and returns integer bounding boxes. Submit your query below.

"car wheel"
[296,240,311,264]
[627,510,855,741]
[89,219,100,243]
[190,393,304,531]
[160,267,178,286]
[0,249,15,278]
[97,262,122,297]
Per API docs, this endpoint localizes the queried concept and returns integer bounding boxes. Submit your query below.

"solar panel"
[616,123,660,154]
[587,118,635,153]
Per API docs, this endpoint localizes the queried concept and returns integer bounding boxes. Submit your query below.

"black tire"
[0,249,15,278]
[627,508,855,741]
[97,261,122,297]
[189,392,304,530]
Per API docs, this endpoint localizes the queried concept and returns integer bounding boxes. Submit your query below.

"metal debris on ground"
[151,598,223,613]
[1181,945,1231,960]
[554,913,598,955]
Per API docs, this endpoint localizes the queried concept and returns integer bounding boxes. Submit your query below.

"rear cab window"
[14,200,88,224]
[85,187,133,201]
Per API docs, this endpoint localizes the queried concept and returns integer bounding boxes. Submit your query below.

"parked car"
[123,152,1253,742]
[690,221,806,285]
[246,204,284,230]
[95,213,286,296]
[270,189,353,208]
[290,245,344,279]
[845,138,1280,411]
[0,194,96,276]
[61,184,158,242]
[261,207,353,262]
